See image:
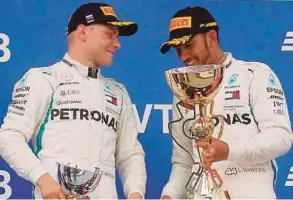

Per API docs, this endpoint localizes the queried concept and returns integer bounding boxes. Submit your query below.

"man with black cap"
[160,6,292,199]
[0,2,146,199]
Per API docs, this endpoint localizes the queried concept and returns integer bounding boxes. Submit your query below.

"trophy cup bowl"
[165,64,224,105]
[165,64,225,140]
[57,163,102,199]
[165,64,230,199]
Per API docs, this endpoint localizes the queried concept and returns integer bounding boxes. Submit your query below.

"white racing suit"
[0,54,146,199]
[161,53,292,199]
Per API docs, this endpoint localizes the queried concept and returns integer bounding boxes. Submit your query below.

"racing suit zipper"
[87,77,92,164]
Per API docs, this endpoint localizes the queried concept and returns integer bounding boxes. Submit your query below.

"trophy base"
[67,194,90,199]
[185,191,212,200]
[67,194,78,199]
[185,189,230,200]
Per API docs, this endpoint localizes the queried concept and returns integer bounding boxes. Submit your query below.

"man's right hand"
[161,195,171,199]
[36,173,67,199]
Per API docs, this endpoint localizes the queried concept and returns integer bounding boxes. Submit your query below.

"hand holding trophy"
[57,163,102,199]
[165,64,230,199]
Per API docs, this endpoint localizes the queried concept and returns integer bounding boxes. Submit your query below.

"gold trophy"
[165,64,230,199]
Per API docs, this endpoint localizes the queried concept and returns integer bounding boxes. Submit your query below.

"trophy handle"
[57,163,71,195]
[84,168,102,194]
[209,100,225,140]
[209,169,223,188]
[92,167,103,189]
[168,101,198,164]
[215,115,225,140]
[185,162,204,192]
[209,169,231,199]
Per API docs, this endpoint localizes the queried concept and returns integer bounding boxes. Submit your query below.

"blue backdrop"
[0,0,292,199]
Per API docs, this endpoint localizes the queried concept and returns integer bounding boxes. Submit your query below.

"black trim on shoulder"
[42,71,52,76]
[61,59,74,67]
[225,61,232,69]
[248,68,254,74]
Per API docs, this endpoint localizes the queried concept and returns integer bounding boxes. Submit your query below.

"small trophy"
[57,163,102,199]
[165,64,230,199]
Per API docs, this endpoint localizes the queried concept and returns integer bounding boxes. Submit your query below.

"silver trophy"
[165,64,230,199]
[57,163,102,199]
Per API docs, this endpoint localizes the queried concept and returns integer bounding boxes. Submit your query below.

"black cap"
[67,3,138,36]
[160,6,218,54]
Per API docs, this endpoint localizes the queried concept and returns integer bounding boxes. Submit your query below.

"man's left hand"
[196,138,229,169]
[128,192,143,199]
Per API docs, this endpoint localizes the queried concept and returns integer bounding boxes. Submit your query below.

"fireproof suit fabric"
[161,53,292,199]
[0,54,146,199]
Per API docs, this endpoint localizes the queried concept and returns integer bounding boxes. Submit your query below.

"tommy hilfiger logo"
[225,90,240,100]
[106,94,117,106]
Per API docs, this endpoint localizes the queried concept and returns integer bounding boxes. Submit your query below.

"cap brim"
[160,42,172,54]
[160,34,193,54]
[107,21,138,36]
